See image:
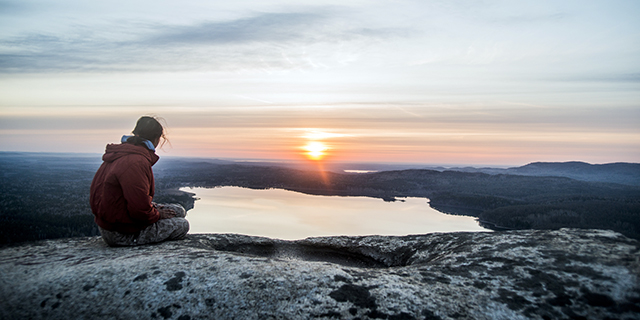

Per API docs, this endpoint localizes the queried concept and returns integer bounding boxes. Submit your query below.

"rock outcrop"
[1,229,638,320]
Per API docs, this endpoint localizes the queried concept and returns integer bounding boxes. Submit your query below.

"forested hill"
[158,160,639,202]
[445,161,640,186]
[157,158,640,203]
[156,159,640,239]
[1,153,639,244]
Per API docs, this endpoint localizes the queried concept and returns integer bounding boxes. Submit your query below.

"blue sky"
[0,0,639,165]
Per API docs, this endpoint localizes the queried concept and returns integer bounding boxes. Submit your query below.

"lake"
[181,186,488,240]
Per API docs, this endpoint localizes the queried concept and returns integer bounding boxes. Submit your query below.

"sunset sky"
[1,0,638,166]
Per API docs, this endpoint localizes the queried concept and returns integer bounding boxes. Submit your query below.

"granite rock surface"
[0,229,639,320]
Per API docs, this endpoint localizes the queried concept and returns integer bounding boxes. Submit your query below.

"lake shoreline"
[179,186,488,240]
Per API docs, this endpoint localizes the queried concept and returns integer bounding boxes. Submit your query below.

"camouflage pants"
[99,203,190,246]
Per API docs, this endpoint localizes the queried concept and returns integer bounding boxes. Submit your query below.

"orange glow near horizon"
[154,124,640,167]
[303,141,328,161]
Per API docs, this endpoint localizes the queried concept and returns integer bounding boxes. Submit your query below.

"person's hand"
[158,206,177,219]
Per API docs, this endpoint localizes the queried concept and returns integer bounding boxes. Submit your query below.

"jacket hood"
[102,143,159,165]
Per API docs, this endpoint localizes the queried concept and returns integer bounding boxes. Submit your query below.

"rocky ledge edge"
[1,229,639,320]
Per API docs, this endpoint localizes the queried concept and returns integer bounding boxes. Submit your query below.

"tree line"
[1,154,638,244]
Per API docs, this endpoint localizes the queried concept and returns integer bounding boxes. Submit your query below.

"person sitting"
[90,116,189,246]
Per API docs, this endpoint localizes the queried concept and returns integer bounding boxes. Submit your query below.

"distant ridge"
[448,161,640,186]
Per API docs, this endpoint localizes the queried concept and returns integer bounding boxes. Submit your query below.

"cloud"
[566,73,640,83]
[0,10,411,73]
[489,12,568,25]
[144,12,327,45]
[0,0,28,14]
[533,73,640,83]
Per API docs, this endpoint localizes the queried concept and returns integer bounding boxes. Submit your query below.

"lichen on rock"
[0,229,638,319]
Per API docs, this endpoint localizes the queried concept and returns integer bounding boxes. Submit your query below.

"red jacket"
[90,143,160,234]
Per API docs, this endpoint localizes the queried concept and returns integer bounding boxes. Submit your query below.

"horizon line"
[1,150,637,168]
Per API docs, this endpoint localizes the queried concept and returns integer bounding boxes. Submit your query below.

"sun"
[303,141,328,160]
